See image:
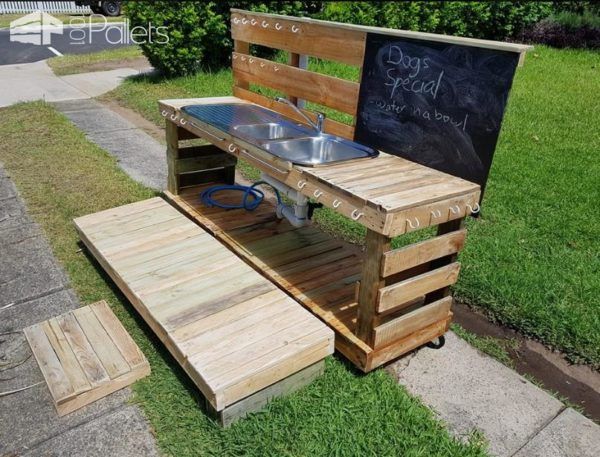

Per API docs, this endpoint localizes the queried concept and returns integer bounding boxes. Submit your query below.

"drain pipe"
[260,173,309,228]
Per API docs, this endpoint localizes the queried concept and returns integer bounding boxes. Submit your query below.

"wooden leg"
[166,120,180,195]
[356,229,390,346]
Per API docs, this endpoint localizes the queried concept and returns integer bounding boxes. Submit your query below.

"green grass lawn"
[0,101,487,457]
[105,45,600,368]
[48,46,144,76]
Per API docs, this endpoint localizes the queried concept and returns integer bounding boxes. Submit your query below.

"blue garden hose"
[200,181,281,211]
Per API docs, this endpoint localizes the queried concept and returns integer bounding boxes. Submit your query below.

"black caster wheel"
[426,335,445,349]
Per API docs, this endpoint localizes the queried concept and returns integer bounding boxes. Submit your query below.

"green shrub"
[125,1,321,77]
[319,1,553,41]
[552,10,600,29]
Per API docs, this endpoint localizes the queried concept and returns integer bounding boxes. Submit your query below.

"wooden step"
[24,300,150,416]
[73,197,334,418]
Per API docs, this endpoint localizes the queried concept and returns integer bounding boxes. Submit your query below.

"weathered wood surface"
[73,198,334,411]
[165,185,453,372]
[24,301,150,416]
[158,97,481,237]
[230,9,532,56]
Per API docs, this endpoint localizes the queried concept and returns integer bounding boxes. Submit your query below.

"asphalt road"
[0,23,131,65]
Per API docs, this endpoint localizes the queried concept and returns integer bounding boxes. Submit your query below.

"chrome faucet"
[275,96,325,133]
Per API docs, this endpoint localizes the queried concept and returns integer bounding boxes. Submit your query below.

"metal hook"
[179,118,186,125]
[449,205,461,215]
[241,18,248,25]
[297,180,307,189]
[332,199,341,208]
[233,17,240,24]
[262,20,269,28]
[241,55,246,61]
[313,189,323,199]
[430,209,442,218]
[466,202,481,214]
[291,25,299,33]
[228,144,237,153]
[250,19,257,26]
[351,209,364,221]
[273,65,280,72]
[249,58,254,64]
[407,218,420,229]
[170,114,177,121]
[232,54,238,59]
[161,110,167,117]
[275,22,282,30]
[260,62,265,67]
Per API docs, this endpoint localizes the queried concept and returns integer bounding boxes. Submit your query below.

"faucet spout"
[275,96,326,133]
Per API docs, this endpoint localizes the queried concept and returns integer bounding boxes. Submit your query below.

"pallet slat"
[373,296,452,348]
[231,10,366,66]
[233,53,359,115]
[377,262,461,313]
[381,229,466,277]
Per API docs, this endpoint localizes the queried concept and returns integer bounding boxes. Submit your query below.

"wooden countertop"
[159,96,481,237]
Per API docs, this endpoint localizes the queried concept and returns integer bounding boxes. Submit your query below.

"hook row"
[296,180,364,220]
[232,15,301,33]
[161,110,186,126]
[233,53,281,72]
[404,202,481,230]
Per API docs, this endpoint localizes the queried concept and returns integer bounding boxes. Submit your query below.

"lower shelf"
[165,184,450,371]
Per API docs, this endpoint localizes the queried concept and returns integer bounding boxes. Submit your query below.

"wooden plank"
[166,119,180,194]
[372,296,452,348]
[231,10,366,66]
[381,229,466,277]
[90,301,147,370]
[24,323,74,403]
[72,306,131,379]
[175,152,237,174]
[232,53,359,115]
[217,332,333,408]
[231,8,531,55]
[56,313,110,387]
[233,40,250,90]
[44,319,91,398]
[56,363,150,417]
[367,315,451,370]
[355,230,389,345]
[377,263,461,313]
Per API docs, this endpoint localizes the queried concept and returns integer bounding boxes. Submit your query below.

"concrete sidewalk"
[0,165,159,456]
[0,60,144,107]
[54,100,600,457]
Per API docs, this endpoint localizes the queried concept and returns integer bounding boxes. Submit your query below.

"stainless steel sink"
[182,103,378,166]
[263,134,376,166]
[233,122,310,141]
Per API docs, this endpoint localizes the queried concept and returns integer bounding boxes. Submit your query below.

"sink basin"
[181,103,378,166]
[233,122,310,141]
[263,134,377,166]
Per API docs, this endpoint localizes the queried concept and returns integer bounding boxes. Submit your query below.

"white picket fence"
[0,1,91,14]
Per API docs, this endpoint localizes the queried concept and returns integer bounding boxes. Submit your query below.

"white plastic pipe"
[261,173,309,227]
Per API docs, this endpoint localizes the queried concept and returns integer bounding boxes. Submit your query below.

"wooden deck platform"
[73,198,334,415]
[166,184,452,372]
[24,300,150,416]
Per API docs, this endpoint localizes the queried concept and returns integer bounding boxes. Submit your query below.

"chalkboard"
[354,32,520,195]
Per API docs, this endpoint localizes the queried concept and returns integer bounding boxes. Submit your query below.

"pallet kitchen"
[74,9,531,425]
